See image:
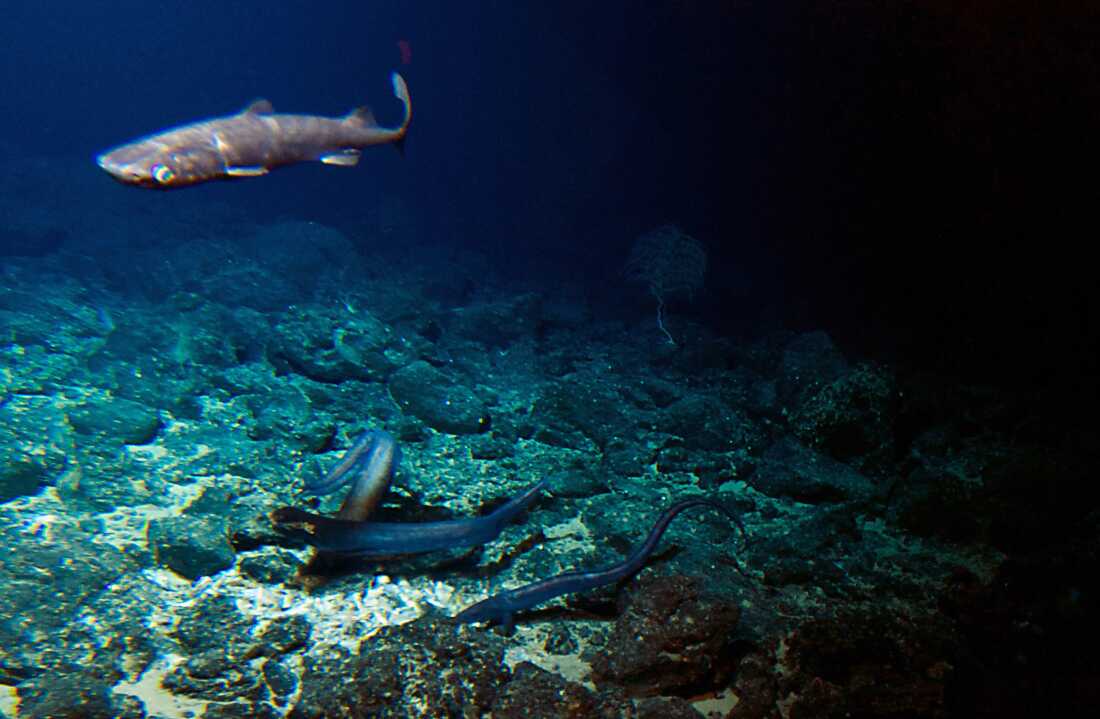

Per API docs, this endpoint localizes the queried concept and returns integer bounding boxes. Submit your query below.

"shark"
[96,72,411,188]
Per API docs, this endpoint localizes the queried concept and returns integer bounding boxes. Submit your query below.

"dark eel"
[271,479,547,558]
[454,498,745,631]
[271,428,546,559]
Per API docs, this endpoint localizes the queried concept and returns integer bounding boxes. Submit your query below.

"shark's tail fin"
[390,72,412,155]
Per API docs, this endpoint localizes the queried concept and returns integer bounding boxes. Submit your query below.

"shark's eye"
[151,164,175,184]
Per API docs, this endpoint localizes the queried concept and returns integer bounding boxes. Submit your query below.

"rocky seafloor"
[1,214,1096,718]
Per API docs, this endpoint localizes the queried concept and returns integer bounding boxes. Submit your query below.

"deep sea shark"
[96,72,411,188]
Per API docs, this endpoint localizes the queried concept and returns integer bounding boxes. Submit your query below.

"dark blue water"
[5,2,1096,383]
[3,3,747,286]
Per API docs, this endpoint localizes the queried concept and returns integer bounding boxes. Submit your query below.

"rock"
[749,437,877,504]
[67,396,161,445]
[662,394,760,452]
[491,661,632,718]
[779,609,959,718]
[530,378,630,451]
[777,331,849,406]
[591,575,741,697]
[289,618,507,717]
[789,362,897,477]
[272,306,397,383]
[148,515,236,580]
[388,360,491,434]
[447,293,543,350]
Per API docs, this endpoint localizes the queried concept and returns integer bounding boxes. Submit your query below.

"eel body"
[454,498,744,630]
[303,429,401,521]
[272,479,547,559]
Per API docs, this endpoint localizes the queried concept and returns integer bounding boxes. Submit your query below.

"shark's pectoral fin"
[320,150,361,166]
[226,165,269,177]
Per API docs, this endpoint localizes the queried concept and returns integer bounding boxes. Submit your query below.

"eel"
[272,477,548,559]
[305,429,402,521]
[454,498,744,631]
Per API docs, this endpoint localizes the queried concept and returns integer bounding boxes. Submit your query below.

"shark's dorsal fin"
[344,106,377,128]
[242,99,274,115]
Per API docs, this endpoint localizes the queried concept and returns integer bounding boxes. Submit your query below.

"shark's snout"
[97,153,149,185]
[96,153,125,177]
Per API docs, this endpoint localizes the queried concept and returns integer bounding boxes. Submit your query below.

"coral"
[625,224,707,344]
